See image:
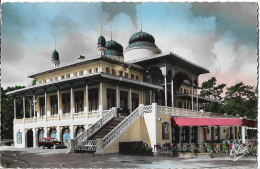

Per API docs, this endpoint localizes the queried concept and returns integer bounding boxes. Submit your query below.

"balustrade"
[74,108,116,150]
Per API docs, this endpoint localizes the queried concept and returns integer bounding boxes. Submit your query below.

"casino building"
[7,30,256,153]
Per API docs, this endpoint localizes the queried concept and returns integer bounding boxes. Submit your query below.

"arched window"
[162,122,169,139]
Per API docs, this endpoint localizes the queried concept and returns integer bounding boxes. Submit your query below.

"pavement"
[0,146,257,168]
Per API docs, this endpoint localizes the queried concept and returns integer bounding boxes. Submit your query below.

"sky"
[1,2,258,90]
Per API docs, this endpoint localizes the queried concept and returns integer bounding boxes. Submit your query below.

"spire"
[110,23,112,40]
[101,19,103,36]
[140,4,142,32]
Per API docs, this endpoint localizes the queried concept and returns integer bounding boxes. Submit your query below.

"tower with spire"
[52,38,61,67]
[97,20,107,56]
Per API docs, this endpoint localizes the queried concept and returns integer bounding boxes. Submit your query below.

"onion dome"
[98,35,106,47]
[52,49,59,61]
[105,40,123,57]
[126,31,160,50]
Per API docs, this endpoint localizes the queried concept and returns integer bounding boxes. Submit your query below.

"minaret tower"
[52,38,60,67]
[97,20,107,56]
[52,49,60,67]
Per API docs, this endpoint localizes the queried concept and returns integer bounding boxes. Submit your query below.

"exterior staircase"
[71,105,148,153]
[89,118,124,140]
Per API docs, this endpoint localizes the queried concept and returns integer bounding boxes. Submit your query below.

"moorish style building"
[7,30,256,153]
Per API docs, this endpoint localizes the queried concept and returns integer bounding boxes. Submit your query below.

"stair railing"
[74,108,116,149]
[102,105,141,148]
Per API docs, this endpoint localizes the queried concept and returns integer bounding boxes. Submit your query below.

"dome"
[105,40,123,57]
[98,35,106,47]
[52,49,59,61]
[129,31,155,44]
[126,31,160,51]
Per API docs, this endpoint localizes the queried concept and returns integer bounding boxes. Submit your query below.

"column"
[142,89,144,104]
[99,82,103,116]
[116,86,119,108]
[57,126,61,141]
[29,99,32,118]
[189,127,192,144]
[143,90,146,105]
[171,78,174,107]
[33,95,36,117]
[164,75,167,106]
[33,128,37,148]
[129,88,132,112]
[197,126,201,144]
[44,127,47,137]
[22,129,26,148]
[242,126,246,143]
[196,78,199,111]
[44,91,47,116]
[191,82,194,110]
[179,127,182,143]
[14,98,16,119]
[70,125,74,139]
[150,90,152,104]
[57,87,61,114]
[23,97,26,118]
[86,84,89,114]
[70,86,74,118]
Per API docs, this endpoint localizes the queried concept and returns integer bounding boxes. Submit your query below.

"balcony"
[14,111,101,125]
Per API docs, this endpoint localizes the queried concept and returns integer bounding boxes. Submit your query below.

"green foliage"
[32,79,36,86]
[250,147,257,155]
[1,86,31,139]
[220,82,257,118]
[200,77,257,119]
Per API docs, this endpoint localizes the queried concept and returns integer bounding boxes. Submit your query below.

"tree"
[220,82,257,119]
[199,77,226,112]
[1,86,31,139]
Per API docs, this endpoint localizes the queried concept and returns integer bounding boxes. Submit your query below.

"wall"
[104,116,150,153]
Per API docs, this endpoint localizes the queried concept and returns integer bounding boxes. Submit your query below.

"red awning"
[172,117,257,127]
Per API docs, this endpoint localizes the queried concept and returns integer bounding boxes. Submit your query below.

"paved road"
[0,146,257,168]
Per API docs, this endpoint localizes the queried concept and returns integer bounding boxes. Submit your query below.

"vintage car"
[38,137,64,149]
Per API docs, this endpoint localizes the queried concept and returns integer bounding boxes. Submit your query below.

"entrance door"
[172,126,179,143]
[26,130,33,147]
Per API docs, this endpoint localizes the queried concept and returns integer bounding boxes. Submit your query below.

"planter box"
[177,152,212,158]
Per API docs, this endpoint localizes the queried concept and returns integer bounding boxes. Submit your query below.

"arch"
[61,127,70,147]
[26,129,33,147]
[37,128,45,145]
[48,127,57,138]
[75,126,85,137]
[174,72,193,91]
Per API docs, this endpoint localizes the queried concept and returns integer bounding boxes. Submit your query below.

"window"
[62,93,70,114]
[96,67,99,73]
[89,69,92,74]
[80,71,84,75]
[162,122,170,139]
[131,74,134,79]
[106,67,110,74]
[119,71,123,77]
[124,73,128,78]
[39,97,45,116]
[136,75,139,80]
[50,95,58,115]
[89,88,99,111]
[61,75,65,79]
[74,90,84,113]
[107,88,116,109]
[17,132,22,144]
[112,69,116,75]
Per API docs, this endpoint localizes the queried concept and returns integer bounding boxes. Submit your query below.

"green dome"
[129,31,155,44]
[127,31,160,50]
[105,40,123,57]
[98,35,106,47]
[52,49,59,61]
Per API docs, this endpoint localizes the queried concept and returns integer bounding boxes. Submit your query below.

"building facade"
[7,31,256,153]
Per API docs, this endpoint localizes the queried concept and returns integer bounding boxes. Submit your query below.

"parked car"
[38,137,64,149]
